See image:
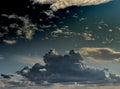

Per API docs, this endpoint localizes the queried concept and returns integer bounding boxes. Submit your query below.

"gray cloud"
[0,74,35,88]
[80,48,120,61]
[17,49,120,84]
[0,55,4,60]
[0,33,4,38]
[0,49,120,88]
[33,0,111,11]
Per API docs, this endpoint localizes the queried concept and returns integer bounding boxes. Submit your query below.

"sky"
[0,0,120,88]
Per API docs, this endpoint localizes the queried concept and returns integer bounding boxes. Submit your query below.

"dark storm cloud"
[80,48,120,61]
[33,0,112,11]
[43,49,83,68]
[17,49,120,84]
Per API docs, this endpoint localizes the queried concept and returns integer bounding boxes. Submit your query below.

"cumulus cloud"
[33,0,112,11]
[80,48,120,61]
[3,40,16,45]
[16,49,120,84]
[0,49,120,88]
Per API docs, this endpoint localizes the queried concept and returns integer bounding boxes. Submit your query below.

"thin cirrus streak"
[33,0,112,11]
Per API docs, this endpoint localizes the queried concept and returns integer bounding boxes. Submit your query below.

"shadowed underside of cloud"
[33,0,112,11]
[16,49,120,84]
[0,49,120,88]
[79,48,120,61]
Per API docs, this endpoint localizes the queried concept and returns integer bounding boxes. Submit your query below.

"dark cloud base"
[0,49,120,88]
[16,50,120,84]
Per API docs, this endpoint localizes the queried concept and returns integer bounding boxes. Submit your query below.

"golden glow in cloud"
[33,0,112,11]
[79,48,120,61]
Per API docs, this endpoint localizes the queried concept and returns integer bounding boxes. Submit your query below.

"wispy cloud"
[0,55,4,60]
[13,55,45,65]
[79,48,120,61]
[3,40,16,45]
[51,28,81,38]
[1,14,38,41]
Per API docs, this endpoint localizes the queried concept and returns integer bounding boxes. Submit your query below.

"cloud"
[17,49,120,84]
[13,55,45,65]
[3,40,16,45]
[0,55,4,60]
[0,33,4,38]
[79,48,120,61]
[1,84,120,89]
[82,31,95,41]
[33,0,112,11]
[50,29,95,40]
[0,49,120,87]
[1,14,38,41]
[0,74,35,88]
[50,28,81,38]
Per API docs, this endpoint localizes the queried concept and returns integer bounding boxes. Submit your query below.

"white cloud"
[33,0,112,11]
[3,40,16,45]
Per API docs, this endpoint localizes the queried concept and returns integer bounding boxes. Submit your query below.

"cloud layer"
[33,0,111,11]
[80,48,120,61]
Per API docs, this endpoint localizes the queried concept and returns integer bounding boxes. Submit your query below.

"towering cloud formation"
[1,49,120,88]
[33,0,112,11]
[17,49,120,84]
